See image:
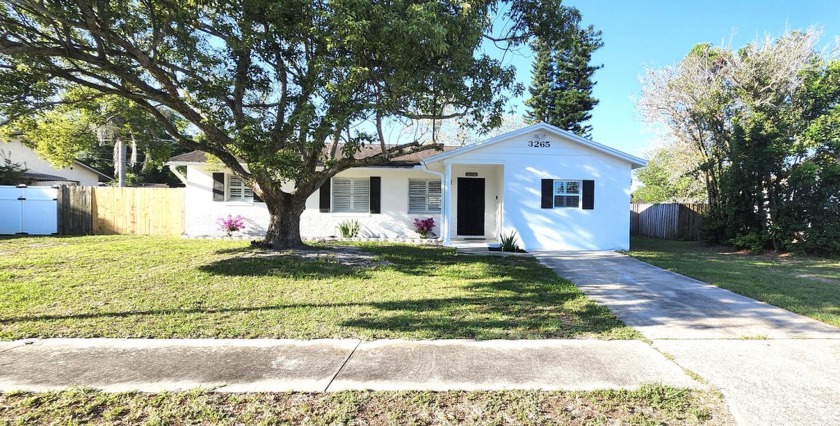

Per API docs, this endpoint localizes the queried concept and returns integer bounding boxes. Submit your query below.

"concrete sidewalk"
[655,339,840,426]
[0,338,699,393]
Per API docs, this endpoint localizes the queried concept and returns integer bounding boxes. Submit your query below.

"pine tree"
[524,39,556,124]
[525,20,603,138]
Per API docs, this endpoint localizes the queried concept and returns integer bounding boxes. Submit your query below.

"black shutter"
[541,179,553,209]
[582,180,595,210]
[319,178,331,212]
[212,173,225,201]
[369,176,381,214]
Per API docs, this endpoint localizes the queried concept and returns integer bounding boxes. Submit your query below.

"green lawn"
[629,237,840,328]
[0,236,637,340]
[0,386,731,425]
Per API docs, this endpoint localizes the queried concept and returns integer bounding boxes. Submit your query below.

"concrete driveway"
[534,251,840,340]
[534,250,840,426]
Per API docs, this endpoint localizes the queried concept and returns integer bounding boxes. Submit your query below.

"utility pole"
[116,137,126,187]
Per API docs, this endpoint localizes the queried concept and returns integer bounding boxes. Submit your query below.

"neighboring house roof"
[422,122,648,169]
[23,172,80,184]
[168,150,211,163]
[3,134,112,180]
[1,139,112,185]
[167,144,460,168]
[73,158,113,181]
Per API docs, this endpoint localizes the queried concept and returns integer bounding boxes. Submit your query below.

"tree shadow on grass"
[212,242,329,256]
[198,254,370,279]
[2,291,629,340]
[362,244,539,279]
[3,244,633,339]
[341,294,628,339]
[340,274,630,339]
[213,246,259,255]
[0,301,366,324]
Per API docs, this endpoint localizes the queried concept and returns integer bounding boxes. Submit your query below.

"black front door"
[457,178,485,236]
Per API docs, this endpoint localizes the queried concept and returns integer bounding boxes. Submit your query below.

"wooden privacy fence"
[58,186,184,236]
[631,203,708,240]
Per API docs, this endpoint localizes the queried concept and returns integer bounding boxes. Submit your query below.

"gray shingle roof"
[168,144,460,167]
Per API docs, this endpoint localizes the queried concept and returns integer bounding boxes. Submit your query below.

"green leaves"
[639,30,840,253]
[0,0,576,244]
[524,9,602,137]
[9,110,97,168]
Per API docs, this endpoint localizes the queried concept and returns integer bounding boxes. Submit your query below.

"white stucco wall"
[429,131,633,251]
[1,140,102,186]
[183,165,443,238]
[180,125,638,250]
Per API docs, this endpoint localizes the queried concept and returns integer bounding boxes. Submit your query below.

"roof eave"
[165,161,205,167]
[423,122,648,168]
[72,159,112,180]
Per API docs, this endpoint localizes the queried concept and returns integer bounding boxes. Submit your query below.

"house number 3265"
[528,140,551,148]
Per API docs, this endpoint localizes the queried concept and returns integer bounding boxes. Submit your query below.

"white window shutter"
[427,180,441,211]
[408,180,427,212]
[332,178,369,213]
[333,178,352,212]
[352,178,370,212]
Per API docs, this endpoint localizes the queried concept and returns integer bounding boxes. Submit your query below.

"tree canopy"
[638,29,840,254]
[632,143,706,204]
[1,89,183,185]
[0,0,579,248]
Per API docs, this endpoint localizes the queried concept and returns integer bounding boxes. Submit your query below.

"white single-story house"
[1,140,111,186]
[167,123,646,251]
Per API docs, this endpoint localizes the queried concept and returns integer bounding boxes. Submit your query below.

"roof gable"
[422,123,647,169]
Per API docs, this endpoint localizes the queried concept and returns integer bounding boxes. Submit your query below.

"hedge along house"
[167,123,646,250]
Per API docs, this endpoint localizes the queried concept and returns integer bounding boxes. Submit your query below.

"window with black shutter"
[540,179,594,210]
[332,178,370,213]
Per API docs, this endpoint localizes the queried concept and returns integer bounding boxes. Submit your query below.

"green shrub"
[336,220,360,238]
[499,230,520,252]
[0,152,29,186]
[731,231,769,254]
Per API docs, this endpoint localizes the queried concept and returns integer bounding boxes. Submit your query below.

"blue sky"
[502,0,840,156]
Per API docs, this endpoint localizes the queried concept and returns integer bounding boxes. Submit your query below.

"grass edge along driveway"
[0,236,639,341]
[629,236,840,328]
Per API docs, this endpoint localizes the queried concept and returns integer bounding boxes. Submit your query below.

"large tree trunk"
[262,191,308,249]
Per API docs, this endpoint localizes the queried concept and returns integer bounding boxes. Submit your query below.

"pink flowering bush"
[413,217,435,238]
[218,214,246,236]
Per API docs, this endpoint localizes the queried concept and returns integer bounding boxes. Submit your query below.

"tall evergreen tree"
[525,14,603,138]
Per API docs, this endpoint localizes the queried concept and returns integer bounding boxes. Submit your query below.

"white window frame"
[408,179,442,213]
[227,175,254,202]
[553,179,581,208]
[332,177,370,213]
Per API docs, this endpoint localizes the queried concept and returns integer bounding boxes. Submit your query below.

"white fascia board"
[424,122,648,169]
[165,161,199,167]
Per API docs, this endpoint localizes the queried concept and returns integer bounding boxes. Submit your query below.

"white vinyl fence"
[0,186,58,235]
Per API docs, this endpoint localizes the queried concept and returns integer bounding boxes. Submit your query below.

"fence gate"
[0,186,58,235]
